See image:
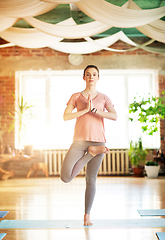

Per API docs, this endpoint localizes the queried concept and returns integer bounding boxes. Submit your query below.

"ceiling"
[12,0,165,39]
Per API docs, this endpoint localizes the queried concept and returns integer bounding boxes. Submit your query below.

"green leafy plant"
[129,91,165,135]
[128,137,148,167]
[145,161,158,166]
[8,93,35,147]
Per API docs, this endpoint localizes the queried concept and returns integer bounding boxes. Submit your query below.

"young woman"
[60,65,117,226]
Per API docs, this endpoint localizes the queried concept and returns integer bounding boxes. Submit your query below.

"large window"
[16,69,159,149]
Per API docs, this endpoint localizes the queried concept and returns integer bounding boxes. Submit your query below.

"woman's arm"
[95,104,117,121]
[63,104,89,121]
[63,94,92,121]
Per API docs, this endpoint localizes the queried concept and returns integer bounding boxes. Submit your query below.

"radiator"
[44,149,129,176]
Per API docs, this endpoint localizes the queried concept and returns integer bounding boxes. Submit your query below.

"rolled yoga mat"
[156,232,165,240]
[138,209,165,216]
[0,233,6,240]
[0,211,9,218]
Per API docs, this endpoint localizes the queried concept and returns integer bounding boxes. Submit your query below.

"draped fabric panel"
[0,16,18,32]
[128,1,165,30]
[137,25,165,44]
[24,16,111,39]
[128,1,165,43]
[0,0,58,17]
[22,2,129,39]
[0,0,164,54]
[0,28,62,48]
[40,0,81,2]
[75,0,165,28]
[0,43,15,48]
[85,36,156,53]
[1,33,164,54]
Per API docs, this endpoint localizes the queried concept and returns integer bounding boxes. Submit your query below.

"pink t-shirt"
[67,92,114,143]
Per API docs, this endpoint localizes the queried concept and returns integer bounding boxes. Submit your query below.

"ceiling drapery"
[0,16,18,32]
[75,0,165,28]
[0,28,62,48]
[23,16,111,39]
[0,0,58,17]
[0,0,164,54]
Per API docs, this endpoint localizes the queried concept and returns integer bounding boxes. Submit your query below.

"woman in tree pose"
[60,65,117,226]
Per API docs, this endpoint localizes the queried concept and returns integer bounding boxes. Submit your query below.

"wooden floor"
[0,176,165,239]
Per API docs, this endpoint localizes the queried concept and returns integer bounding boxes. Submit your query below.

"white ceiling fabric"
[49,33,129,54]
[22,2,129,39]
[0,29,164,54]
[0,0,58,17]
[128,1,165,43]
[49,33,165,54]
[0,43,15,48]
[0,28,131,52]
[75,0,165,28]
[24,16,111,39]
[40,0,82,2]
[0,16,18,32]
[0,0,164,54]
[0,28,62,48]
[137,25,165,43]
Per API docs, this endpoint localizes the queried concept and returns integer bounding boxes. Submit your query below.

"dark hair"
[83,65,99,76]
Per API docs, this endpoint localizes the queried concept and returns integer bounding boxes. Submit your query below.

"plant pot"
[24,145,33,155]
[132,166,144,177]
[145,165,160,178]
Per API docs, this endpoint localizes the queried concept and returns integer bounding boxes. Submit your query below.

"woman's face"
[83,67,99,86]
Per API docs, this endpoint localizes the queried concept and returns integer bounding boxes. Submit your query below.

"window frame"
[16,69,159,150]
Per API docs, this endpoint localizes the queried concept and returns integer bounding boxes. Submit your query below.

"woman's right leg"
[60,141,92,183]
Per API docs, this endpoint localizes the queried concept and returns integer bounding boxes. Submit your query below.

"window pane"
[20,75,47,148]
[49,73,84,149]
[128,75,159,148]
[98,72,128,148]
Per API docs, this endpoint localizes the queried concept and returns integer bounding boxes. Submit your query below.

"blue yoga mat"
[0,233,6,240]
[156,232,165,240]
[0,211,9,218]
[0,219,165,229]
[138,209,165,216]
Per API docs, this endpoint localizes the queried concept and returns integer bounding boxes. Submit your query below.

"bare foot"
[84,214,93,226]
[88,145,109,157]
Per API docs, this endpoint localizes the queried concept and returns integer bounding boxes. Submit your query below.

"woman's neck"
[83,86,97,94]
[82,87,98,99]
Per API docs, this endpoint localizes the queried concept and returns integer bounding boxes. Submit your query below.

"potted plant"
[128,137,148,177]
[145,161,160,178]
[129,92,165,176]
[129,91,165,136]
[8,92,35,154]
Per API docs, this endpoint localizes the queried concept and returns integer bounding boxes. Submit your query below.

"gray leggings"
[60,141,105,214]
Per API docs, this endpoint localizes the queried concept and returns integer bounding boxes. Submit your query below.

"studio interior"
[0,0,165,239]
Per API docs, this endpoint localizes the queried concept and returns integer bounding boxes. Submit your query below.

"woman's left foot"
[88,145,109,157]
[84,214,93,226]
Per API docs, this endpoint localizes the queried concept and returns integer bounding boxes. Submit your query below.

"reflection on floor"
[0,176,165,239]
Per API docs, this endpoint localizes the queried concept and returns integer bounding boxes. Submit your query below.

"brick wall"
[159,75,165,151]
[0,76,15,148]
